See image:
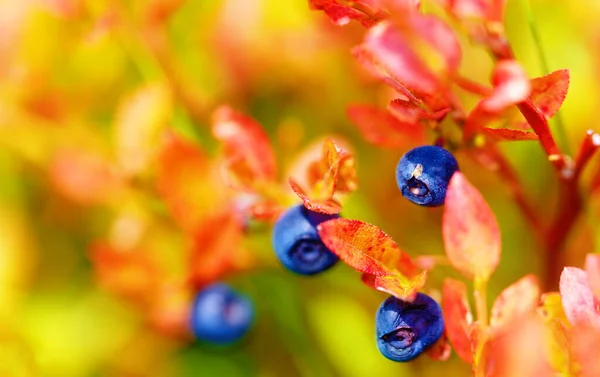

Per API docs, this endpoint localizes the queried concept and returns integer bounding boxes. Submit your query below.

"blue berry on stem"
[272,205,339,275]
[396,145,459,207]
[190,283,254,345]
[376,293,444,362]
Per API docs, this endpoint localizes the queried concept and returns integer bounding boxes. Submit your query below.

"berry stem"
[519,0,571,155]
[473,276,489,377]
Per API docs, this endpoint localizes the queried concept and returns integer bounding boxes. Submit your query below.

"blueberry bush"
[2,0,600,376]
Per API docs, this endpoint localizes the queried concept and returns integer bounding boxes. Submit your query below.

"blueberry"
[376,293,444,362]
[271,205,339,275]
[190,283,254,344]
[395,145,459,206]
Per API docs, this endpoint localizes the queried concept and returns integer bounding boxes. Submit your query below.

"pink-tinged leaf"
[49,151,123,205]
[410,15,462,73]
[361,20,440,94]
[113,83,172,176]
[212,106,277,186]
[481,60,530,113]
[308,0,385,27]
[442,279,474,363]
[317,218,422,278]
[436,0,488,20]
[425,332,452,361]
[490,274,540,330]
[530,69,570,120]
[483,127,539,141]
[486,315,553,377]
[289,178,342,215]
[571,324,600,377]
[361,271,427,301]
[559,267,600,327]
[442,172,501,280]
[347,104,424,148]
[585,254,600,301]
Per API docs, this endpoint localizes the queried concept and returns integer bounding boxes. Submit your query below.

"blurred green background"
[1,0,600,376]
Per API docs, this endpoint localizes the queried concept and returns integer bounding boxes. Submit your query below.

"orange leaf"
[442,172,501,280]
[559,267,600,327]
[212,106,277,188]
[571,324,600,377]
[347,104,424,148]
[156,133,223,232]
[485,315,553,377]
[289,178,342,215]
[317,218,422,278]
[441,279,474,363]
[530,69,570,120]
[361,271,427,301]
[188,212,253,289]
[490,274,540,330]
[585,254,600,301]
[483,127,539,141]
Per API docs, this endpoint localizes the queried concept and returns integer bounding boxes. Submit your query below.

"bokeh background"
[2,0,600,376]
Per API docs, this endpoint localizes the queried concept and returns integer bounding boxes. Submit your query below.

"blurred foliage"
[1,0,600,376]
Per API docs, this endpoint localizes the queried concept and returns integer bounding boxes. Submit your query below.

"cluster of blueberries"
[191,145,459,361]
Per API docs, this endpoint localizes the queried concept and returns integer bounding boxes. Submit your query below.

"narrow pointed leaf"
[483,127,539,141]
[317,218,422,278]
[289,178,342,215]
[442,172,501,280]
[490,274,540,330]
[442,278,474,363]
[308,0,385,27]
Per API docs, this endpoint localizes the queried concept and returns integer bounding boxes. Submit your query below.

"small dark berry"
[190,283,254,344]
[271,205,339,275]
[395,145,459,207]
[376,293,444,362]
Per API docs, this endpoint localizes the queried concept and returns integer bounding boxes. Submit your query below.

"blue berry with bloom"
[190,283,254,344]
[396,145,459,207]
[376,293,445,362]
[272,205,339,275]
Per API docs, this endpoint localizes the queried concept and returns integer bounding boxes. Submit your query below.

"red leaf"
[361,20,440,94]
[347,104,424,148]
[481,60,530,113]
[212,106,277,187]
[409,14,462,73]
[437,0,488,20]
[317,218,422,278]
[308,0,385,27]
[530,69,570,120]
[289,178,342,215]
[559,267,600,327]
[585,254,600,301]
[425,332,452,361]
[361,271,427,301]
[490,274,540,330]
[441,279,474,363]
[442,172,501,280]
[483,127,539,141]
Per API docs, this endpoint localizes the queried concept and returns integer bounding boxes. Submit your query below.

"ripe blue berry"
[271,205,339,275]
[190,283,254,344]
[376,293,444,362]
[395,145,459,207]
